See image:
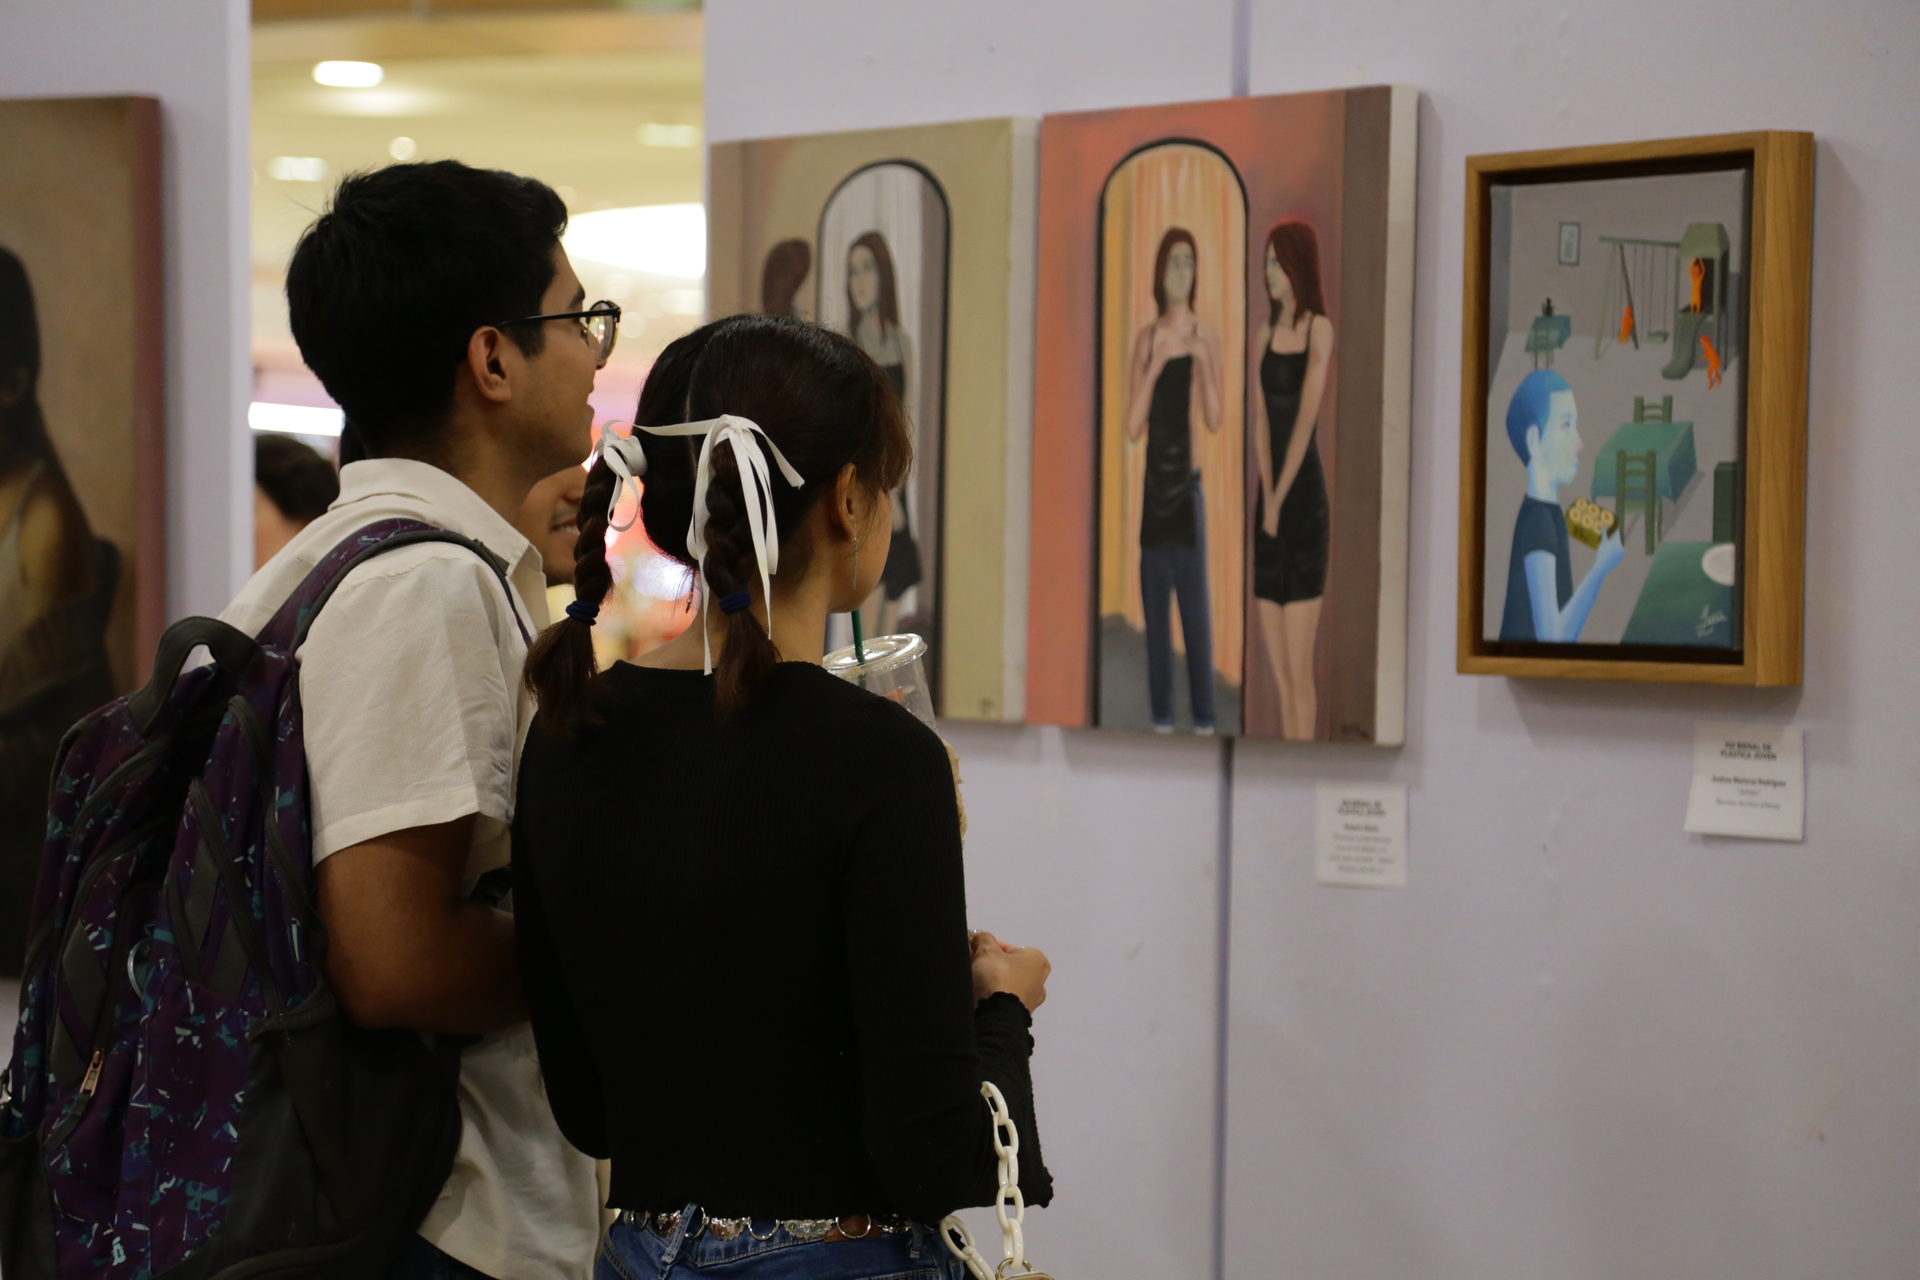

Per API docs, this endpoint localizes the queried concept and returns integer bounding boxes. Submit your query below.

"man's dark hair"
[255,432,339,524]
[286,161,568,458]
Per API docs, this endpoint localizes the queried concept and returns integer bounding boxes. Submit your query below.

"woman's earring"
[851,534,860,591]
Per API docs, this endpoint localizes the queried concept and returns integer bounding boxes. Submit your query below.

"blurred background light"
[250,402,345,436]
[563,203,706,279]
[638,123,699,148]
[266,155,329,182]
[312,59,383,87]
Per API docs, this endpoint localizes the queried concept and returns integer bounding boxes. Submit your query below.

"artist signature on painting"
[1696,605,1729,638]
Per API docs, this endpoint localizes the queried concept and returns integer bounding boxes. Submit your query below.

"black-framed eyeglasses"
[495,300,621,368]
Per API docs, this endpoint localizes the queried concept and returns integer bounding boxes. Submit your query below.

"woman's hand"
[970,931,1050,1012]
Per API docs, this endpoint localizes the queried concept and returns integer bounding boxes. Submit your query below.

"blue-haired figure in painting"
[0,245,117,974]
[1498,369,1624,642]
[1127,227,1224,734]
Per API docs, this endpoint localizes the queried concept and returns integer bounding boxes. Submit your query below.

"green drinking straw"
[851,609,867,665]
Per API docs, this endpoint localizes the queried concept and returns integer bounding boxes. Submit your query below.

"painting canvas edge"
[1370,85,1418,747]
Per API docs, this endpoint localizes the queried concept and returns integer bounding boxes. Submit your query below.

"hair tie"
[637,414,805,675]
[598,428,649,531]
[717,590,752,615]
[565,598,600,625]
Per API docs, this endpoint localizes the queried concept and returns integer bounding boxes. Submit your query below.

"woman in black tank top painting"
[1251,220,1334,741]
[1125,228,1224,734]
[845,231,923,635]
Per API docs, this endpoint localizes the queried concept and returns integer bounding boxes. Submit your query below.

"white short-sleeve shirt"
[222,458,599,1280]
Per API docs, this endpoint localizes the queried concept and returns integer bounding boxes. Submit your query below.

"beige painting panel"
[710,119,1024,721]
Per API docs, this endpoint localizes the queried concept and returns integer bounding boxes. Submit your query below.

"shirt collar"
[333,457,544,604]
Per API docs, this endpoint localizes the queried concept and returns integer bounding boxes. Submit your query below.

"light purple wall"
[0,0,253,620]
[1227,1,1920,1276]
[712,1,1920,1278]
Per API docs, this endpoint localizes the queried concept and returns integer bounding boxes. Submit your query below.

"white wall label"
[1315,782,1408,887]
[1684,721,1805,841]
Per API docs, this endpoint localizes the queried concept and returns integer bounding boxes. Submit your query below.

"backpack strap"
[256,518,534,653]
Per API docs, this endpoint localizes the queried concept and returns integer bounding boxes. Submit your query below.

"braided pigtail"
[524,458,620,736]
[700,444,783,714]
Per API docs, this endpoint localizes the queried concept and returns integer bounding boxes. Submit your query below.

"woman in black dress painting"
[1125,228,1223,734]
[1251,220,1333,741]
[845,230,921,635]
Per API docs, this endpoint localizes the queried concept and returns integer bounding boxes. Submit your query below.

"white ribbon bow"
[598,429,650,532]
[638,414,805,674]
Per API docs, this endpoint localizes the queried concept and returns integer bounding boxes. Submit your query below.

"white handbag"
[939,1082,1053,1280]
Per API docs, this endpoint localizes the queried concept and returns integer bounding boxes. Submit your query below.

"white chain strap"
[940,1082,1050,1280]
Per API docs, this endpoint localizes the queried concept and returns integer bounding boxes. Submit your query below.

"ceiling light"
[638,123,700,148]
[389,136,417,160]
[266,156,330,182]
[313,60,384,88]
[563,203,706,280]
[250,402,344,437]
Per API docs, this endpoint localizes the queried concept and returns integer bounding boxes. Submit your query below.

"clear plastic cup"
[823,633,936,730]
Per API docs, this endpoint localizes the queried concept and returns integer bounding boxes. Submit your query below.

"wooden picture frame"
[1457,131,1813,685]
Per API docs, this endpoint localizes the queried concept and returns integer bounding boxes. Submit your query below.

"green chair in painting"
[1614,449,1662,555]
[1632,394,1673,423]
[1592,393,1695,553]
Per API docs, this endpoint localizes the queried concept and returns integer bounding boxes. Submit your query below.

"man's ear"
[463,326,514,406]
[1524,423,1542,463]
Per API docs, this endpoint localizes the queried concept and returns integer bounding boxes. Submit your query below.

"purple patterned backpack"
[0,520,518,1280]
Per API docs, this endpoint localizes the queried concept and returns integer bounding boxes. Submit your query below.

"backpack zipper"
[38,818,172,1140]
[45,873,162,1147]
[77,1050,103,1098]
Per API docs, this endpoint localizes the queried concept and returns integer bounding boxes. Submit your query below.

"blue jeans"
[598,1210,963,1280]
[388,1233,497,1280]
[1140,475,1216,731]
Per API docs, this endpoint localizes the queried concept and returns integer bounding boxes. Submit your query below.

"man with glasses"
[220,161,617,1280]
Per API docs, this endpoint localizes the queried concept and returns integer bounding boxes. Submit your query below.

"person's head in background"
[253,433,339,567]
[514,463,586,586]
[760,238,812,321]
[286,160,599,510]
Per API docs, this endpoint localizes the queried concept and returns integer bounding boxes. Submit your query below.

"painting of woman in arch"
[1126,227,1225,734]
[1251,220,1334,740]
[0,245,118,973]
[844,229,922,633]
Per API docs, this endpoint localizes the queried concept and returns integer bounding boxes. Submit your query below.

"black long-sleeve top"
[512,661,1051,1226]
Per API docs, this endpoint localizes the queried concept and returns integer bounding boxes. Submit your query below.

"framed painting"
[708,118,1038,723]
[0,96,164,973]
[1457,131,1814,685]
[1028,86,1417,743]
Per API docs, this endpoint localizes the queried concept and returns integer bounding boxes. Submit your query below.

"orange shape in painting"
[1701,333,1723,389]
[1688,258,1705,313]
[1617,303,1635,344]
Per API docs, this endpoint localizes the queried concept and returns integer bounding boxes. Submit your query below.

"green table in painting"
[1589,420,1698,500]
[1619,541,1734,647]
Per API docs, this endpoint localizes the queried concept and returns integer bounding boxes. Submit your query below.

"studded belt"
[626,1207,911,1243]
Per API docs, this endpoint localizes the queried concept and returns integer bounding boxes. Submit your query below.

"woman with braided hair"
[514,314,1054,1280]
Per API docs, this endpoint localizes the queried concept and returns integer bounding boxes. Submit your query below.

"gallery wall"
[709,3,1920,1279]
[0,0,253,621]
